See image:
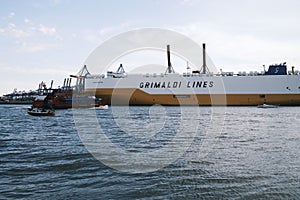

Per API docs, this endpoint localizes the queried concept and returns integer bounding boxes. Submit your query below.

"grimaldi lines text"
[139,80,214,89]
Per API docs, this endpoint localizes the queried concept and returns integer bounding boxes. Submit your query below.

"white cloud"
[8,12,15,18]
[2,17,59,39]
[7,23,31,38]
[0,17,63,52]
[52,0,62,5]
[24,18,33,25]
[38,24,56,35]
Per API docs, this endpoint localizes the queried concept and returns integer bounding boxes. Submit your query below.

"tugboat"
[32,77,102,109]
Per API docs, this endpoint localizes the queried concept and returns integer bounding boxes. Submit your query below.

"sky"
[1,0,300,94]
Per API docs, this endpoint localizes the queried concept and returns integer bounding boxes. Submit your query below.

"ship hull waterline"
[86,88,300,106]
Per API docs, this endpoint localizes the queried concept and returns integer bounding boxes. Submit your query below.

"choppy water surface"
[1,105,300,199]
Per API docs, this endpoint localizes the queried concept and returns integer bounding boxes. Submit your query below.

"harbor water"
[1,105,300,199]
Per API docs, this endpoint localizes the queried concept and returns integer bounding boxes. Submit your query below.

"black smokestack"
[166,45,174,73]
[202,43,207,74]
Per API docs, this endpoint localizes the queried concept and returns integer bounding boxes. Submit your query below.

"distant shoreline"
[0,100,33,105]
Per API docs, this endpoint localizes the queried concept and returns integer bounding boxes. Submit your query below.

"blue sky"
[1,0,300,94]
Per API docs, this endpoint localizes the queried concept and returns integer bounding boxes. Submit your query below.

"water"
[1,105,300,199]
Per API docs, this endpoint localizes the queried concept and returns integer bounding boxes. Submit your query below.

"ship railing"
[182,72,214,77]
[145,73,166,78]
[86,74,105,79]
[216,71,268,76]
[288,70,299,75]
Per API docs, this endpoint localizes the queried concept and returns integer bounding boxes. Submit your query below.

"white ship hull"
[85,73,300,106]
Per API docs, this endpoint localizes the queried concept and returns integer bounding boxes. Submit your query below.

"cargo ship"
[84,44,300,106]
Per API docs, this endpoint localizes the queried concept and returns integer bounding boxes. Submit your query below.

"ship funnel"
[201,43,207,74]
[166,45,174,74]
[66,78,68,88]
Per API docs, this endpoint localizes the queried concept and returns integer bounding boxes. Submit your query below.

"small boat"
[27,107,55,116]
[257,104,279,108]
[97,105,109,109]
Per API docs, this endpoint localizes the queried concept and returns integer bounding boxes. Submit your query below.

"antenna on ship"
[166,45,175,74]
[186,61,191,73]
[200,43,209,74]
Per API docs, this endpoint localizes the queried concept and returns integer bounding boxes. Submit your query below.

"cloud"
[24,18,33,25]
[52,0,62,5]
[0,16,62,53]
[1,16,59,39]
[8,12,15,18]
[6,23,31,38]
[38,24,56,35]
